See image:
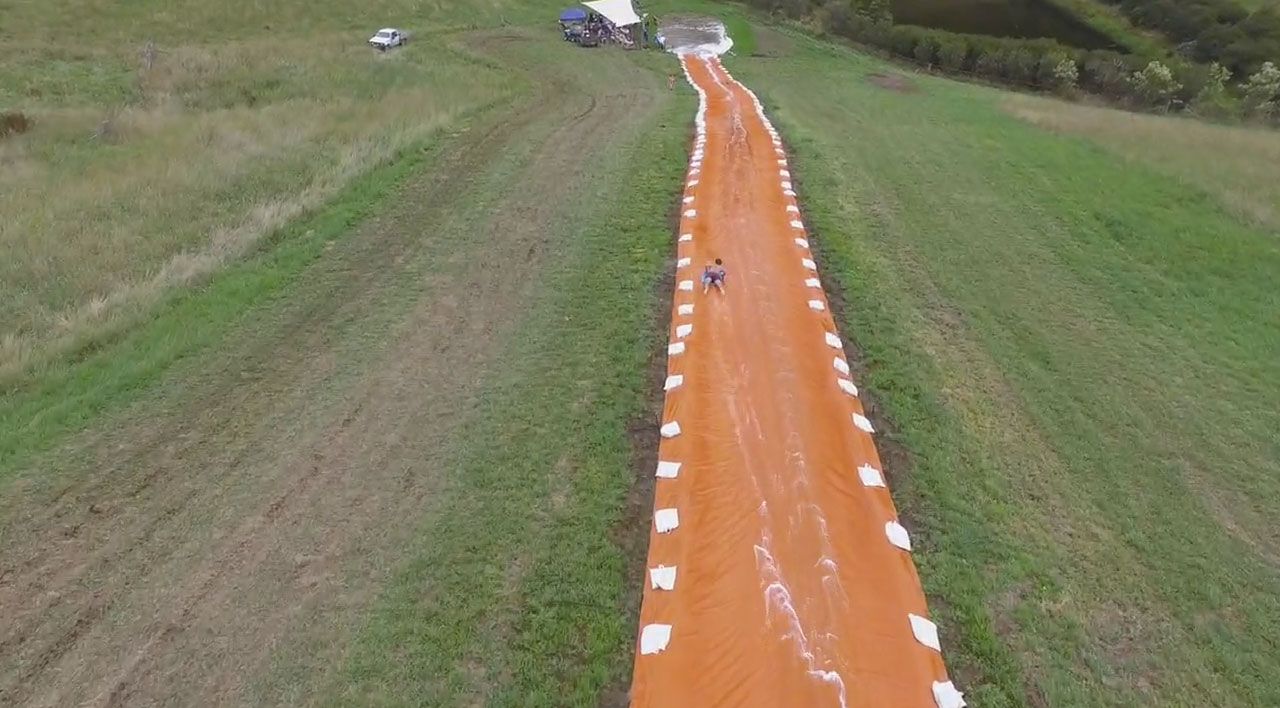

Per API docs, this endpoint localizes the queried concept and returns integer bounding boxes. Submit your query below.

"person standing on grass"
[702,258,726,294]
[668,74,677,90]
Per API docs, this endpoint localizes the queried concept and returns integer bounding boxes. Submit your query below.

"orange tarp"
[630,56,954,707]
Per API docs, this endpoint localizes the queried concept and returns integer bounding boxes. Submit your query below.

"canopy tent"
[559,7,587,22]
[582,0,641,26]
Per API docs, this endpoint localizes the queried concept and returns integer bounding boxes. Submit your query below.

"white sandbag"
[909,613,941,651]
[858,464,885,487]
[885,520,912,551]
[654,508,680,533]
[933,681,966,708]
[649,565,677,590]
[639,624,672,654]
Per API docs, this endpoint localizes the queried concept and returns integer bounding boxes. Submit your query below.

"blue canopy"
[559,7,587,21]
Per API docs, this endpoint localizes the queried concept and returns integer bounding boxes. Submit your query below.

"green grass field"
[3,0,1279,704]
[713,16,1280,706]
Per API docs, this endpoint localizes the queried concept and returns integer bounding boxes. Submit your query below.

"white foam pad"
[664,375,684,391]
[640,624,672,654]
[777,159,787,166]
[780,170,791,178]
[933,681,966,708]
[808,300,826,311]
[687,179,699,187]
[679,233,693,242]
[787,205,800,213]
[853,413,875,433]
[668,342,685,356]
[825,332,842,348]
[683,209,697,218]
[802,258,817,270]
[885,521,912,551]
[654,508,680,533]
[649,565,677,590]
[660,421,681,438]
[794,238,809,248]
[790,220,804,229]
[838,379,859,397]
[656,460,681,479]
[678,304,694,316]
[805,278,821,288]
[858,464,885,487]
[833,357,850,376]
[782,181,793,190]
[784,190,796,197]
[683,196,695,204]
[676,323,693,338]
[679,280,694,292]
[677,257,691,267]
[909,614,941,651]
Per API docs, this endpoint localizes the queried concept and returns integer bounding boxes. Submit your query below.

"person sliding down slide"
[702,258,726,294]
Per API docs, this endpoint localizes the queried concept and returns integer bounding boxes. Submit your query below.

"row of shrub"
[1107,0,1280,78]
[745,0,1280,119]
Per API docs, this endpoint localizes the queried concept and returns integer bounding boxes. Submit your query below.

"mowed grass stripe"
[332,88,692,706]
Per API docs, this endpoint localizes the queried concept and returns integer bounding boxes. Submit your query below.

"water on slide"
[630,41,959,707]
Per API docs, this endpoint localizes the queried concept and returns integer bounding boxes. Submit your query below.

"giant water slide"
[630,55,963,707]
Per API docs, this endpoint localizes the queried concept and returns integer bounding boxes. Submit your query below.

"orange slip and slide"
[629,56,959,707]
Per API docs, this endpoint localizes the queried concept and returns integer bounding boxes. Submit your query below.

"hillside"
[711,10,1280,704]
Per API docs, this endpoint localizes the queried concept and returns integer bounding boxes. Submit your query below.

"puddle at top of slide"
[658,17,733,56]
[630,55,961,708]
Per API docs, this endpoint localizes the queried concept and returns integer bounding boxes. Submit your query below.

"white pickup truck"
[368,28,409,51]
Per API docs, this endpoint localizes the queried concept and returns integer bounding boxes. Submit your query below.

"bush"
[1005,48,1041,84]
[1185,61,1236,115]
[1051,57,1081,93]
[937,38,969,72]
[1080,50,1138,98]
[1130,60,1183,108]
[1242,60,1280,117]
[913,35,938,66]
[975,50,1005,79]
[0,111,33,139]
[887,25,921,58]
[1106,0,1280,78]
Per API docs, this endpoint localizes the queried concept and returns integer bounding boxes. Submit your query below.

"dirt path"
[0,31,663,707]
[629,56,955,706]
